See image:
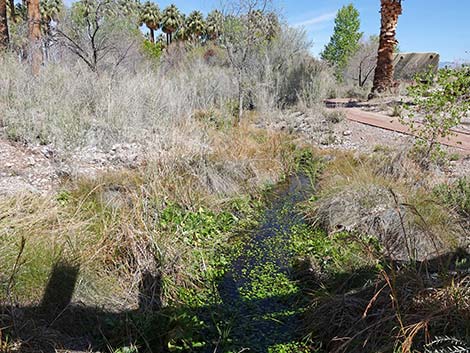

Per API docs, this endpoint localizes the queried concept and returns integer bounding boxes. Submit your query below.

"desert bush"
[433,177,470,218]
[231,25,337,111]
[324,109,345,124]
[0,53,236,152]
[335,83,370,100]
[293,59,337,108]
[402,67,470,167]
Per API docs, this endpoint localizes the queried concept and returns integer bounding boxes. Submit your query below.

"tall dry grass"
[0,54,236,153]
[0,120,299,307]
[303,149,470,353]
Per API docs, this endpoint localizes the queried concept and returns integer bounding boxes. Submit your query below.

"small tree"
[321,3,362,81]
[57,0,140,74]
[219,0,276,124]
[344,35,379,87]
[402,67,470,167]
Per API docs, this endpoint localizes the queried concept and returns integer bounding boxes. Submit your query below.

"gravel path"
[341,107,470,153]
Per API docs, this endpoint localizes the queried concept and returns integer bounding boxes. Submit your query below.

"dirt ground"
[2,99,470,194]
[262,100,470,183]
[0,132,144,194]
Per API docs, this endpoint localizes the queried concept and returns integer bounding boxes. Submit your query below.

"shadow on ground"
[0,261,312,352]
[1,174,314,353]
[2,250,469,352]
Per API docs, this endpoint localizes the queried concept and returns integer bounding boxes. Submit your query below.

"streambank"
[174,173,319,353]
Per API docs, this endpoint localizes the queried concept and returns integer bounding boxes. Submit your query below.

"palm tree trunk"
[9,0,15,22]
[370,0,402,97]
[149,28,155,43]
[0,0,9,50]
[27,0,43,75]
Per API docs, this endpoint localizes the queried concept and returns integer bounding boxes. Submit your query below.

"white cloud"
[293,12,336,28]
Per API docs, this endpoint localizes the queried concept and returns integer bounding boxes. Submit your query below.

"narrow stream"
[208,174,313,352]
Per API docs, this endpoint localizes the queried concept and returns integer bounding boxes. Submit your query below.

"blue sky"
[152,0,470,62]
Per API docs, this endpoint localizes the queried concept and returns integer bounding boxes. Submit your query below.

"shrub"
[325,109,345,124]
[142,40,164,61]
[309,152,462,261]
[433,178,470,218]
[0,54,236,152]
[402,67,470,167]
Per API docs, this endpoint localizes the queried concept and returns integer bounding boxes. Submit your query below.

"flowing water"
[203,174,313,352]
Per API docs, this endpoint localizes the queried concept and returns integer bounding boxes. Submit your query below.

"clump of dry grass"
[0,121,298,307]
[309,151,463,261]
[303,148,470,352]
[307,268,470,353]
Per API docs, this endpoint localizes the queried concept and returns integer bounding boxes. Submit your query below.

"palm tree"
[186,10,205,41]
[174,14,189,41]
[139,1,160,43]
[161,4,182,46]
[265,12,280,41]
[205,9,222,40]
[27,0,43,74]
[370,0,403,97]
[117,0,140,18]
[0,0,9,49]
[40,0,63,31]
[40,0,62,61]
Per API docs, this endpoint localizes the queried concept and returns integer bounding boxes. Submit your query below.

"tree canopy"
[321,3,362,81]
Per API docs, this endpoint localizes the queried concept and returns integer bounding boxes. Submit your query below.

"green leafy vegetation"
[403,67,470,167]
[321,3,363,81]
[433,177,470,217]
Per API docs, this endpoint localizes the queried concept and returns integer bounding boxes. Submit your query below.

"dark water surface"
[206,174,313,352]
